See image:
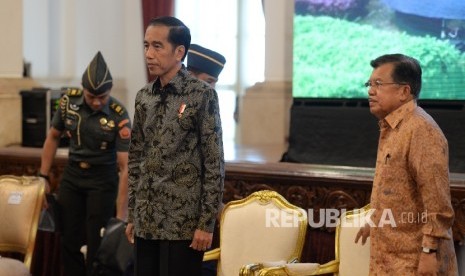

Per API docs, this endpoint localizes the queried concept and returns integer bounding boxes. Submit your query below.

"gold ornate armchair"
[203,190,308,276]
[0,175,46,276]
[258,204,371,276]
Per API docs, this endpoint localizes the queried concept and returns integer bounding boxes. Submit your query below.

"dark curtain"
[141,0,175,82]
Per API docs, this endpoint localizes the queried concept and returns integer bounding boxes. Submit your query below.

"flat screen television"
[293,0,465,100]
[287,0,465,172]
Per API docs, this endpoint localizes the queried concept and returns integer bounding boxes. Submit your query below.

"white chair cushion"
[0,257,30,276]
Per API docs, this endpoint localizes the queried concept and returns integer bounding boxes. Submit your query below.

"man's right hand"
[355,224,370,245]
[125,223,135,244]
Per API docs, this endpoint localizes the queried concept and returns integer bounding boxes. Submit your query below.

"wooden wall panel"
[1,147,464,271]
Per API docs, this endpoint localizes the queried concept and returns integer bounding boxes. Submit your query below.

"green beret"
[82,51,113,95]
[187,44,226,78]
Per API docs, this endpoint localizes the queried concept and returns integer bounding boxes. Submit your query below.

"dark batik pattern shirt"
[369,100,458,275]
[127,67,225,240]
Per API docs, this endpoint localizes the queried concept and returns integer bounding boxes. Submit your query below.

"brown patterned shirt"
[369,100,458,275]
[127,67,224,240]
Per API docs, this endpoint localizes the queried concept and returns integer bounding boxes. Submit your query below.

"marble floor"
[217,89,288,163]
[1,141,288,164]
[223,142,287,163]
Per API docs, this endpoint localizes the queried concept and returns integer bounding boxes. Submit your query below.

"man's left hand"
[417,251,438,275]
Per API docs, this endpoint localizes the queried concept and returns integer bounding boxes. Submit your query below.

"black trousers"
[58,162,118,276]
[134,237,204,276]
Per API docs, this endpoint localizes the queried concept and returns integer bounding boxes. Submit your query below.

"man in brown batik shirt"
[355,54,458,275]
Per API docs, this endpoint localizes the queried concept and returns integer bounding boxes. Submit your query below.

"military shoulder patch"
[110,103,125,116]
[118,119,130,128]
[119,126,131,140]
[66,88,83,97]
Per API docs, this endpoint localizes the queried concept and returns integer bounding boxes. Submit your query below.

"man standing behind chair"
[187,44,226,89]
[39,51,132,276]
[355,53,458,275]
[186,43,226,276]
[125,16,224,276]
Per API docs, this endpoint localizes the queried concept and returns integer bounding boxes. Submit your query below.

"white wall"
[22,0,292,129]
[0,0,23,77]
[264,0,293,82]
[22,0,146,119]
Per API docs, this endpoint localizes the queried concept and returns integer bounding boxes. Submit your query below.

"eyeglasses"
[364,80,407,88]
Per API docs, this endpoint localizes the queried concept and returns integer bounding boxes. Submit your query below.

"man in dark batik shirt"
[125,16,224,276]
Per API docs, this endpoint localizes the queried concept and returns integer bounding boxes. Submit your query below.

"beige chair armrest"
[258,260,339,276]
[202,247,220,262]
[282,263,321,275]
[310,259,339,275]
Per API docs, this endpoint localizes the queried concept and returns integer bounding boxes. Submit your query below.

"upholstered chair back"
[0,175,45,275]
[256,204,371,276]
[217,190,307,276]
[336,205,371,275]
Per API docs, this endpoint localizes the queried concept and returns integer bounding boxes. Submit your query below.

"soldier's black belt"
[79,161,91,169]
[69,161,115,170]
[69,161,92,169]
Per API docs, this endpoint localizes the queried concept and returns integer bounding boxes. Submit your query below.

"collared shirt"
[52,94,131,164]
[369,100,457,275]
[127,67,224,240]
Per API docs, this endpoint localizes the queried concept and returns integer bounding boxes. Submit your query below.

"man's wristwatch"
[422,247,437,254]
[38,172,50,182]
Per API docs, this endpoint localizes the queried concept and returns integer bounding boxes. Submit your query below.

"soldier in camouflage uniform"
[39,51,132,276]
